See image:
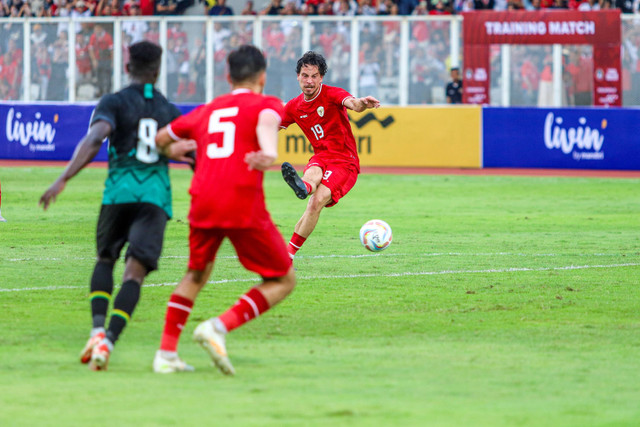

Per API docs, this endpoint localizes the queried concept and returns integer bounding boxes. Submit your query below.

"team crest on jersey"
[317,106,324,117]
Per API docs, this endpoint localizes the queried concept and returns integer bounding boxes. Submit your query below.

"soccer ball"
[359,219,392,252]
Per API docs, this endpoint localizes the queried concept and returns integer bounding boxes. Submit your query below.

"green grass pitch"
[0,165,639,426]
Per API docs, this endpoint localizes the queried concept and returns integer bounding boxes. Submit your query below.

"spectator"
[280,0,299,15]
[165,37,179,98]
[31,0,46,16]
[122,7,147,42]
[155,0,177,14]
[410,47,430,103]
[474,0,494,8]
[17,0,33,16]
[75,32,92,85]
[398,0,419,14]
[260,0,283,14]
[1,50,20,99]
[316,1,332,14]
[208,0,233,14]
[578,0,597,7]
[333,0,357,14]
[429,0,452,14]
[359,50,380,99]
[241,0,257,14]
[71,0,93,16]
[445,66,462,104]
[139,0,155,14]
[141,21,159,44]
[528,0,542,9]
[192,36,206,98]
[168,22,186,42]
[30,23,47,45]
[88,23,113,96]
[358,0,378,14]
[0,1,9,16]
[614,0,633,12]
[377,0,394,13]
[33,42,51,100]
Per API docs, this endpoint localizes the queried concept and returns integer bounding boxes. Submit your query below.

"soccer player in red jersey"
[280,51,380,259]
[153,45,296,375]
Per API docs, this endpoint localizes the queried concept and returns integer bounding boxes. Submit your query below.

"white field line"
[1,262,638,293]
[4,252,630,262]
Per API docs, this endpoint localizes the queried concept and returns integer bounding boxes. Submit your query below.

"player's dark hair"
[128,41,162,77]
[227,45,267,84]
[296,51,327,76]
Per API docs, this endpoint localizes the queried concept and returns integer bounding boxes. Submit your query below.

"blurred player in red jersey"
[280,51,380,259]
[153,45,296,375]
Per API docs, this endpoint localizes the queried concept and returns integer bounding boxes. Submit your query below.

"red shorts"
[304,155,359,207]
[188,221,292,278]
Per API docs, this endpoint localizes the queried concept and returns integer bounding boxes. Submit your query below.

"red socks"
[218,287,270,333]
[287,232,307,258]
[303,180,313,194]
[159,294,194,352]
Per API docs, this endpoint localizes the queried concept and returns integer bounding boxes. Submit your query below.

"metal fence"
[1,15,638,106]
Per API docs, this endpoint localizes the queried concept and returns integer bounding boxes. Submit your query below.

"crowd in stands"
[0,0,639,17]
[1,0,640,104]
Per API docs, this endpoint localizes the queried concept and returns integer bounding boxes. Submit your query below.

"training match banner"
[462,10,622,107]
[483,107,640,170]
[279,106,482,168]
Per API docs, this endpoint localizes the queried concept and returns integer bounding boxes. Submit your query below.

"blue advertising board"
[483,107,640,170]
[0,103,106,161]
[0,102,198,162]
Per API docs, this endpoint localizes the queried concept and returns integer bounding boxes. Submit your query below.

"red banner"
[593,44,622,107]
[462,45,490,105]
[462,10,621,107]
[462,10,621,45]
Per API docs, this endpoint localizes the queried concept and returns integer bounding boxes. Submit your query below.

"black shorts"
[96,203,168,272]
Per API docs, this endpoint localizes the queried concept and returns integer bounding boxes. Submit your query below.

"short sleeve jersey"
[281,84,359,171]
[91,83,181,217]
[167,89,284,229]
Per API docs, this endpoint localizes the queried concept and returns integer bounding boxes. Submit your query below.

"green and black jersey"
[91,84,181,218]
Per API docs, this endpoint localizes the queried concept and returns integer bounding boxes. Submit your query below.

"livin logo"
[348,112,395,129]
[5,108,57,148]
[543,112,605,161]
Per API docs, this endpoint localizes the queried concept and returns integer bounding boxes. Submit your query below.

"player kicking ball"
[280,51,380,260]
[153,45,296,375]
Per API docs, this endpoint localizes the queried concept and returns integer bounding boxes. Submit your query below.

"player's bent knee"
[308,190,332,211]
[185,269,209,288]
[276,268,297,295]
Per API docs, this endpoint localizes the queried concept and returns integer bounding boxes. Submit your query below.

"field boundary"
[2,159,640,178]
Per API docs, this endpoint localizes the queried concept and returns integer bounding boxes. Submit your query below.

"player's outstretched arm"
[245,110,280,171]
[344,95,381,113]
[39,120,111,211]
[156,126,197,165]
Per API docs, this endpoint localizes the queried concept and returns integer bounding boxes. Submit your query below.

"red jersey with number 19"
[167,89,284,229]
[281,84,359,171]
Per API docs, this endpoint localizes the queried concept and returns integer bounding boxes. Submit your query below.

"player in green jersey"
[39,41,196,371]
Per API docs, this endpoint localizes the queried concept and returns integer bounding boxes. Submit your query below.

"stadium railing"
[1,15,639,106]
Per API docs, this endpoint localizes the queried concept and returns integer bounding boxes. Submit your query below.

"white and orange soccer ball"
[359,219,392,252]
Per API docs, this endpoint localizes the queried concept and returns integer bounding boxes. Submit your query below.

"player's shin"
[159,294,194,353]
[218,287,270,332]
[105,279,141,345]
[89,260,115,330]
[287,232,307,259]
